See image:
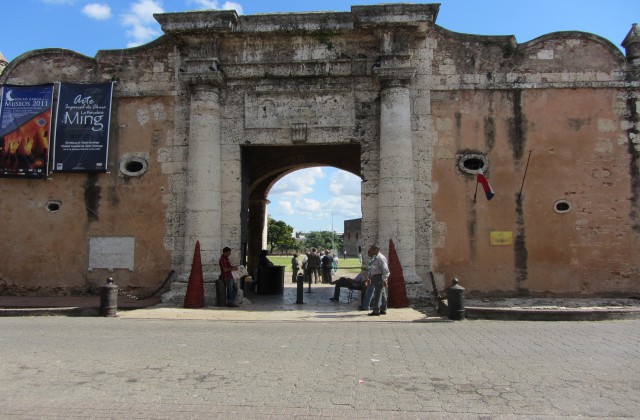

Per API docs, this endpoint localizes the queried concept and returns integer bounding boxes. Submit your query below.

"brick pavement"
[1,317,639,418]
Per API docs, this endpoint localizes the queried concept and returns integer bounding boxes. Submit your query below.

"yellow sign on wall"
[490,231,513,246]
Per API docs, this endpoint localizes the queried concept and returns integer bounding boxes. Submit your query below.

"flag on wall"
[477,171,494,201]
[53,82,114,173]
[0,84,54,178]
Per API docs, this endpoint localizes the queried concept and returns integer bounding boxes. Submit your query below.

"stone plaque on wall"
[88,237,135,271]
[245,91,355,129]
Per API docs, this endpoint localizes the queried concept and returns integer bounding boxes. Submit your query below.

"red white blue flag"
[477,171,494,201]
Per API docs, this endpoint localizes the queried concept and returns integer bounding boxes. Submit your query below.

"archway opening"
[266,166,362,256]
[240,144,361,275]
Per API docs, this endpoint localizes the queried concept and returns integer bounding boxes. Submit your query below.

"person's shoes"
[357,306,366,311]
[380,311,386,315]
[368,311,380,316]
[227,303,239,308]
[329,297,339,302]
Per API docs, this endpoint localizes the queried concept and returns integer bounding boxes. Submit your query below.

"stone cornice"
[374,66,416,85]
[154,10,238,34]
[352,4,439,33]
[179,71,225,88]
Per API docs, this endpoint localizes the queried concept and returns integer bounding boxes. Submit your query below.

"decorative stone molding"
[154,10,238,34]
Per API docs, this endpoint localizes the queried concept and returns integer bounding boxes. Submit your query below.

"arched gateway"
[154,5,438,301]
[1,5,639,300]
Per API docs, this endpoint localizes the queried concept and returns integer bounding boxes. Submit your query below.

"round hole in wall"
[554,200,571,214]
[462,157,485,171]
[457,153,489,175]
[119,154,149,177]
[46,200,61,213]
[125,160,144,173]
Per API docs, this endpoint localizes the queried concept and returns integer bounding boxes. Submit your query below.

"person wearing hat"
[328,263,370,307]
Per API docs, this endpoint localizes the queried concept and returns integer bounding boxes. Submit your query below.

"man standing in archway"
[321,250,334,284]
[307,248,321,284]
[367,244,389,317]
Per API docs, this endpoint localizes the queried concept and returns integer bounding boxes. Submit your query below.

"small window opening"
[554,200,571,214]
[463,158,485,171]
[119,154,149,177]
[46,200,61,213]
[458,153,489,175]
[125,160,144,173]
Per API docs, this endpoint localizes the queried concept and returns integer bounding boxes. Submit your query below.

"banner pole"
[518,150,532,198]
[473,175,479,203]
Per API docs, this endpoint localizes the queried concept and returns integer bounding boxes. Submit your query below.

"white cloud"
[268,167,362,232]
[222,1,243,14]
[327,195,361,219]
[329,171,361,197]
[82,3,112,20]
[279,200,295,215]
[269,167,324,196]
[298,197,324,215]
[188,0,243,14]
[121,0,164,48]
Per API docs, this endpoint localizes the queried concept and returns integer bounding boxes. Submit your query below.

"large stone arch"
[241,144,361,273]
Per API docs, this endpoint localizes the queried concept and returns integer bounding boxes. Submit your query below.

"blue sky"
[1,0,637,233]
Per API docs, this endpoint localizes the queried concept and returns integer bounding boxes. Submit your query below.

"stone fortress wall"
[0,4,638,299]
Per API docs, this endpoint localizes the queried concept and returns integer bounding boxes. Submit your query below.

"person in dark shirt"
[321,249,334,283]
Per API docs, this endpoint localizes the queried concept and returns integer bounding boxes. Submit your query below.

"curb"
[0,307,100,317]
[465,307,640,321]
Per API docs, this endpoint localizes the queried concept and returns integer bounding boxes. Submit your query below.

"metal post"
[216,277,227,307]
[296,273,304,304]
[100,277,118,317]
[446,278,465,320]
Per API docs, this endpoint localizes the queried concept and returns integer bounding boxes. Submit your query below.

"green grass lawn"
[269,255,363,274]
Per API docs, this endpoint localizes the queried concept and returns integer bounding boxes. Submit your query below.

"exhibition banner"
[0,84,54,178]
[53,82,114,172]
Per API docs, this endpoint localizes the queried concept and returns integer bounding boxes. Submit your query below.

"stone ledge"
[465,306,640,321]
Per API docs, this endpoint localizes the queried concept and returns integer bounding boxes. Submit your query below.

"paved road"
[1,318,639,419]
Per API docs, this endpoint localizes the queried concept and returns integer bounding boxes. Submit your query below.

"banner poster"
[0,84,54,178]
[53,82,114,173]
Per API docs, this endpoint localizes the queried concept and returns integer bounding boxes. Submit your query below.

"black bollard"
[216,277,227,307]
[446,278,465,320]
[296,273,304,304]
[100,277,118,317]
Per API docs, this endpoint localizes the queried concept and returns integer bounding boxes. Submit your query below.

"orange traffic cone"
[387,239,410,308]
[184,241,205,308]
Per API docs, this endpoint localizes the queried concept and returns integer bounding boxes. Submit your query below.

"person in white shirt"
[366,244,390,316]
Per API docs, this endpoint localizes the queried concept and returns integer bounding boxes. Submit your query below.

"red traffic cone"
[184,241,205,308]
[387,239,410,308]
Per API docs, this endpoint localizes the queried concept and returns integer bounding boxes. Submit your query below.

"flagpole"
[518,150,532,198]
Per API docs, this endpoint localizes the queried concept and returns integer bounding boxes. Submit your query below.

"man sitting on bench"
[329,265,369,305]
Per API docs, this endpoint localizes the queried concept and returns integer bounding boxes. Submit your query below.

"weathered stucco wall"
[429,27,639,295]
[0,4,638,299]
[0,44,178,295]
[432,88,637,295]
